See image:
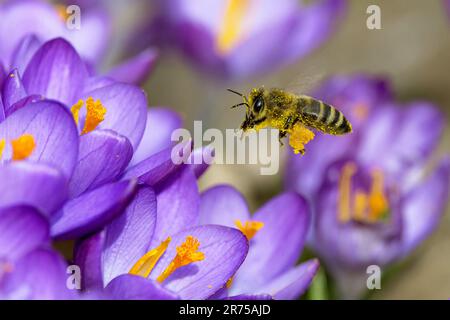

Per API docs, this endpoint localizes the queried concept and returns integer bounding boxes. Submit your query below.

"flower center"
[338,163,389,223]
[234,219,264,240]
[129,236,204,283]
[11,134,36,161]
[157,236,205,283]
[55,4,69,21]
[352,103,369,121]
[216,0,249,54]
[288,123,315,155]
[71,97,107,135]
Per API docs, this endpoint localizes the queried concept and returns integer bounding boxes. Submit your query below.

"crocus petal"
[150,167,199,247]
[107,49,158,85]
[130,107,182,166]
[10,34,42,74]
[102,187,157,286]
[0,62,5,91]
[199,185,250,227]
[0,248,73,300]
[0,0,64,67]
[150,225,249,300]
[123,141,192,186]
[68,129,133,198]
[355,105,399,168]
[65,9,111,64]
[23,38,89,106]
[275,0,346,64]
[50,180,137,240]
[401,158,450,255]
[0,93,4,122]
[231,193,310,293]
[0,205,49,261]
[81,83,147,149]
[188,145,215,178]
[2,69,27,113]
[384,103,444,174]
[0,100,79,178]
[0,162,67,217]
[74,231,105,291]
[285,133,355,198]
[225,294,272,300]
[226,2,300,79]
[357,103,445,175]
[105,274,179,300]
[5,94,43,117]
[256,259,319,300]
[82,76,116,93]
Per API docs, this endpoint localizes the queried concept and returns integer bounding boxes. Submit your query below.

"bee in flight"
[228,87,352,155]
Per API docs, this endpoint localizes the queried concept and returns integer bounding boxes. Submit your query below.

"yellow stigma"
[11,134,36,161]
[70,99,84,126]
[338,163,389,223]
[338,163,356,223]
[0,139,5,160]
[216,0,249,54]
[288,123,315,155]
[226,277,234,289]
[235,220,264,240]
[157,236,205,283]
[129,238,171,278]
[367,170,389,222]
[70,97,107,135]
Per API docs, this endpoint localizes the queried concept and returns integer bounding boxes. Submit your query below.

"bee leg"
[279,130,287,146]
[283,116,294,130]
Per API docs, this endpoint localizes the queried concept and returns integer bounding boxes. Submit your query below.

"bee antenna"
[230,102,248,109]
[227,88,244,97]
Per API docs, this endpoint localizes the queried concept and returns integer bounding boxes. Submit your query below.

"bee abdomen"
[299,97,352,135]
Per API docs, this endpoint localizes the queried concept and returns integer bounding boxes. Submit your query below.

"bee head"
[228,87,268,131]
[242,87,267,130]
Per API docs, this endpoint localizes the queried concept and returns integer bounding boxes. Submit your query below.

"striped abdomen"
[298,96,352,135]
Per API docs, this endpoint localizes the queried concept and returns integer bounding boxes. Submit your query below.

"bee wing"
[284,70,326,95]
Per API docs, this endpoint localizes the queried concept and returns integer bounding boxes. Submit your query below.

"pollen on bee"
[288,123,315,155]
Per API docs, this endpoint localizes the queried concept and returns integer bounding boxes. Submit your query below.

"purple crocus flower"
[0,0,157,85]
[0,0,110,67]
[147,0,346,81]
[74,168,249,300]
[0,205,73,299]
[0,38,184,241]
[199,185,319,300]
[285,75,450,298]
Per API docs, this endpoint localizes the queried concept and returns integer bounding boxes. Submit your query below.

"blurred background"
[89,0,450,298]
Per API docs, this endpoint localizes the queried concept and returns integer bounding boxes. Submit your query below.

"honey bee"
[228,87,352,154]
